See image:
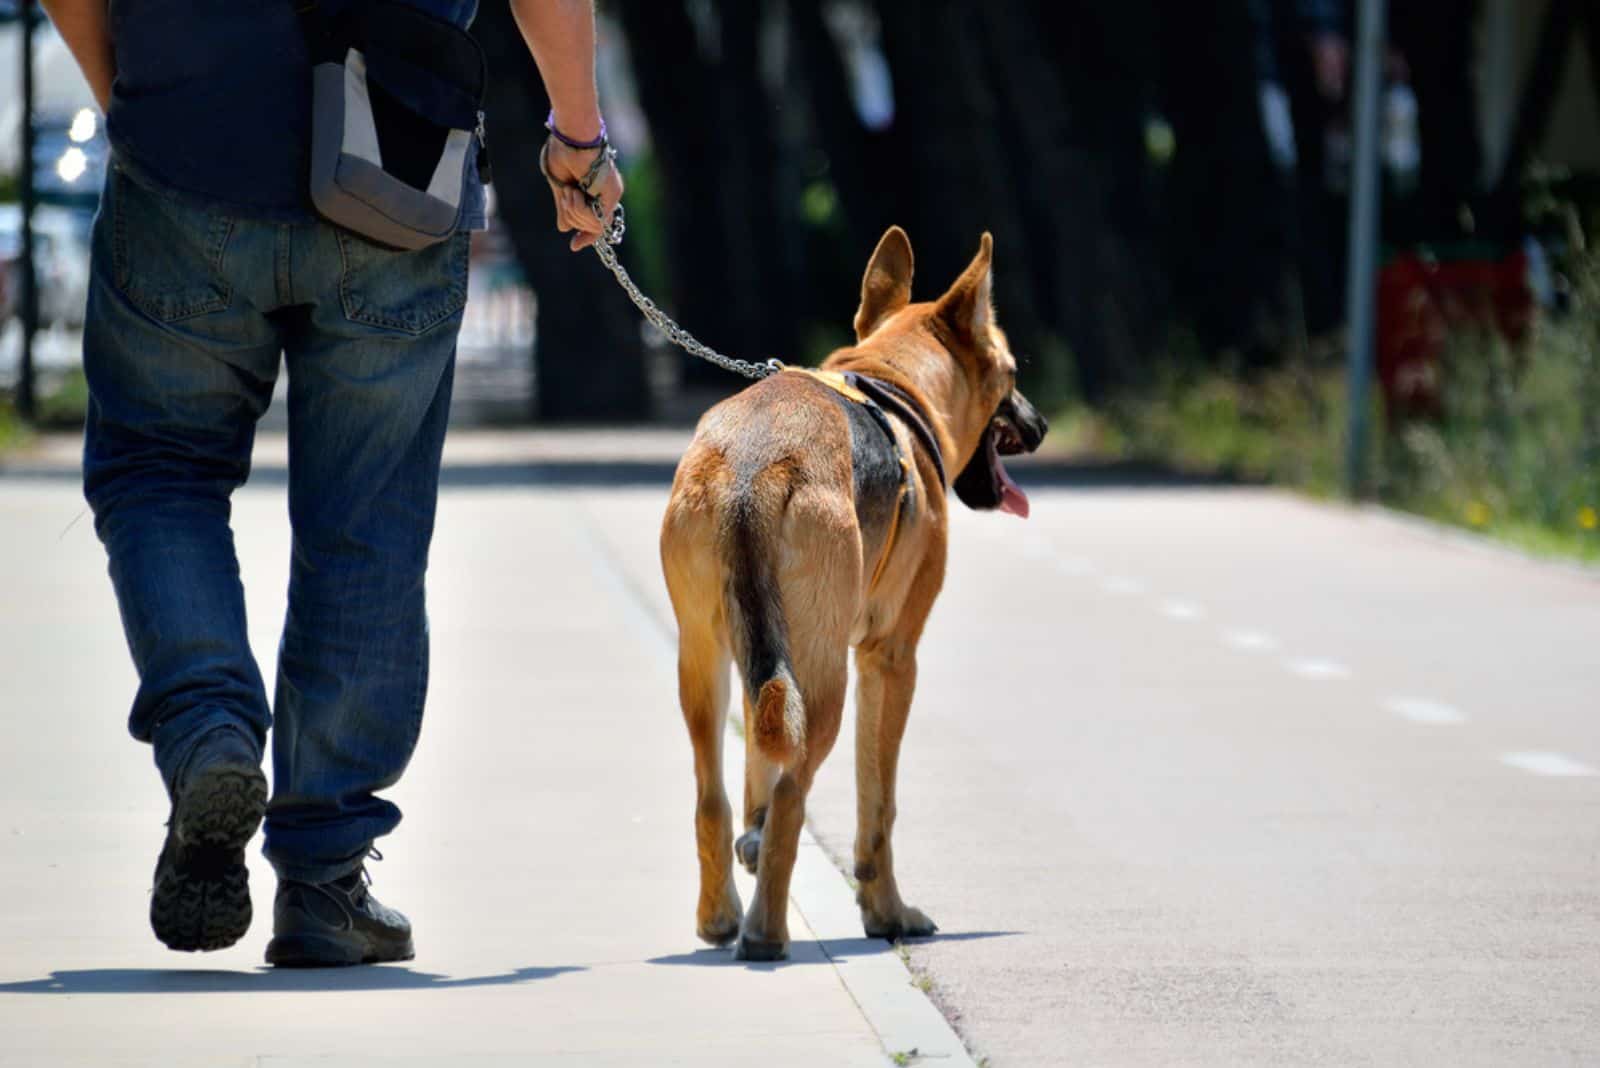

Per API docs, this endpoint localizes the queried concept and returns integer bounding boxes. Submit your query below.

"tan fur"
[659,227,1020,958]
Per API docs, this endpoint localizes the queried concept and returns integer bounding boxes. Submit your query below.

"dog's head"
[853,227,1048,518]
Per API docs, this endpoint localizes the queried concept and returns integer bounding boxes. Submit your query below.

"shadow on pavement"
[647,930,1021,968]
[0,964,582,994]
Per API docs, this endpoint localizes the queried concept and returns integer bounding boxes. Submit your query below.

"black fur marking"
[845,373,947,488]
[836,392,905,545]
[728,492,788,705]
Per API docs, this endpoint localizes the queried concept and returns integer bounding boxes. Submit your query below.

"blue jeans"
[82,163,465,884]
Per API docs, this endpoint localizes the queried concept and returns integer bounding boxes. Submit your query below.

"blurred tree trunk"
[611,0,730,385]
[870,1,1048,344]
[1157,0,1293,360]
[714,0,802,363]
[1024,0,1166,398]
[787,2,895,238]
[869,0,1165,402]
[613,0,800,383]
[474,2,652,421]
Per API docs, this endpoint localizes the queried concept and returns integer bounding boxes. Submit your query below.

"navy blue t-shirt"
[107,0,485,227]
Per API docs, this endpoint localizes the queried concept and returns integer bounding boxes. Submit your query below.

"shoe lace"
[352,847,382,903]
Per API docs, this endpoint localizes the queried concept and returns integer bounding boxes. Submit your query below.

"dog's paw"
[733,931,789,962]
[734,829,762,875]
[697,891,743,947]
[863,905,938,942]
[697,915,740,947]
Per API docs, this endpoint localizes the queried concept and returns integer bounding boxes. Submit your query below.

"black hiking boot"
[264,854,414,967]
[150,727,267,952]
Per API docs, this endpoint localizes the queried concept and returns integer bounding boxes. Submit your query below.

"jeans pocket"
[336,230,469,335]
[111,168,235,323]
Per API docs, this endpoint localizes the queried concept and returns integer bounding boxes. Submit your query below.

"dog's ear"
[855,226,915,341]
[934,232,994,344]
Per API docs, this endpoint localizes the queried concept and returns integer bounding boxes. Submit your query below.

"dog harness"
[781,367,947,592]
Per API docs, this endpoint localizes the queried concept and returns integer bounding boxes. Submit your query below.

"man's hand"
[511,0,622,251]
[541,137,624,252]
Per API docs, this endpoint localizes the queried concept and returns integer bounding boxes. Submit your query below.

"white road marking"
[1385,696,1466,725]
[1160,599,1205,621]
[1285,657,1351,681]
[1500,751,1599,777]
[1054,556,1096,577]
[1100,576,1145,596]
[1222,629,1279,652]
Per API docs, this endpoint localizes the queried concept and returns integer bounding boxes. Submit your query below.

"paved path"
[4,429,1598,1066]
[0,432,961,1067]
[578,451,1600,1067]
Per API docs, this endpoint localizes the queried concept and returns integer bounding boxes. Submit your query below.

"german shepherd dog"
[660,227,1047,960]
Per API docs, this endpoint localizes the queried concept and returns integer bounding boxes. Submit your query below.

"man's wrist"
[548,104,603,146]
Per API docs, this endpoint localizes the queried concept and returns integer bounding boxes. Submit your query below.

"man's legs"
[83,167,283,789]
[83,165,284,950]
[262,226,464,889]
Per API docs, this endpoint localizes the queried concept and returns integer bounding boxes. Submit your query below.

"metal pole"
[1343,0,1387,497]
[17,0,39,422]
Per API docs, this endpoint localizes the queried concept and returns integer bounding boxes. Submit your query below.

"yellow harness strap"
[786,367,870,405]
[784,368,911,594]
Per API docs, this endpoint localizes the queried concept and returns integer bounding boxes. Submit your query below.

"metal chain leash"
[590,202,783,382]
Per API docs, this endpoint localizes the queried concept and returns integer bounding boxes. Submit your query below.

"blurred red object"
[1375,248,1532,420]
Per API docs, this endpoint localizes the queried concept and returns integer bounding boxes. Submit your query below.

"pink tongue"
[995,457,1030,519]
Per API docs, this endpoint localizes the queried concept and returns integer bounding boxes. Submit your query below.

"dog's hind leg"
[659,476,739,940]
[735,650,846,962]
[853,568,943,942]
[734,487,857,961]
[675,619,742,947]
[663,495,743,948]
[735,747,778,876]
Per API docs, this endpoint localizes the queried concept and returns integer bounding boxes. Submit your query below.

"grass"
[0,395,26,458]
[1063,254,1600,564]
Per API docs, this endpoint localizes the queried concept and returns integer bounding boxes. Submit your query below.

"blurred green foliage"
[0,369,93,455]
[1088,352,1350,497]
[35,368,89,428]
[1380,253,1600,560]
[1074,251,1600,563]
[617,152,670,307]
[0,395,27,457]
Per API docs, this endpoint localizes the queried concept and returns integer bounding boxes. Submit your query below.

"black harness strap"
[841,371,948,488]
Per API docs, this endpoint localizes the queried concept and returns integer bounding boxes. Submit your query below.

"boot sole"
[265,931,416,968]
[151,762,268,953]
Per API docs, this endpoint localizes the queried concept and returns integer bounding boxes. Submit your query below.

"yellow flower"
[1464,500,1490,527]
[1579,506,1598,532]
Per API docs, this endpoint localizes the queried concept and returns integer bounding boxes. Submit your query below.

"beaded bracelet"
[545,110,608,151]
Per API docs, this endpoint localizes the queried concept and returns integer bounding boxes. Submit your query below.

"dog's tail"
[724,471,806,765]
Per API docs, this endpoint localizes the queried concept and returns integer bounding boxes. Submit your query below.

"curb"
[1347,500,1600,583]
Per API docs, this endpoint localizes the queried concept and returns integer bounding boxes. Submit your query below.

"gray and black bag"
[299,0,490,250]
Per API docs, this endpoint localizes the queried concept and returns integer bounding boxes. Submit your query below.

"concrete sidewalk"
[0,434,967,1066]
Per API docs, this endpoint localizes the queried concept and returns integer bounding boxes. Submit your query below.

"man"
[38,0,623,966]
